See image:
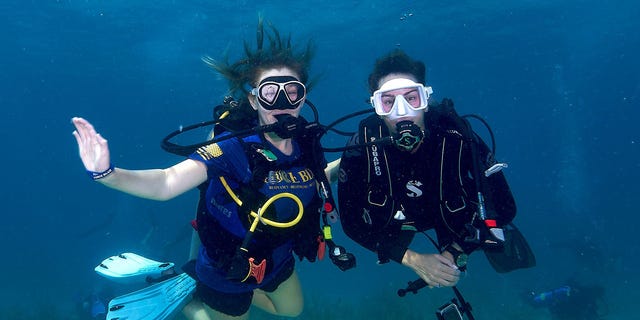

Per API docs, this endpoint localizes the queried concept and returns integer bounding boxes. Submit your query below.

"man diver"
[338,49,518,288]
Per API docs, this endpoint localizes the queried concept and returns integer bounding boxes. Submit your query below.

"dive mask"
[251,76,306,110]
[370,78,432,117]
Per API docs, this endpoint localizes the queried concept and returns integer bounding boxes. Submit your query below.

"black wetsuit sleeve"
[338,133,414,264]
[378,229,415,264]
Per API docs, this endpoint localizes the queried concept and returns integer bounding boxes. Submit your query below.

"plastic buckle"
[484,163,508,177]
[463,223,481,243]
[248,258,266,284]
[325,207,339,224]
[317,236,326,260]
[329,246,356,271]
[483,219,505,246]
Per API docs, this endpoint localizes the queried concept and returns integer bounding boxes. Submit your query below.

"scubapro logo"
[371,143,382,176]
[406,180,423,197]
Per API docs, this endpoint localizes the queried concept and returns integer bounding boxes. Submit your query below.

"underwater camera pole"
[451,286,475,320]
[398,235,475,320]
[397,278,428,296]
[397,279,475,320]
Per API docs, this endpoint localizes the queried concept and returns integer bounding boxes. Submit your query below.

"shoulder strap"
[361,115,394,209]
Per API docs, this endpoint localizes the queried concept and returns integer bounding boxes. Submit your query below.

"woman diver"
[72,18,332,319]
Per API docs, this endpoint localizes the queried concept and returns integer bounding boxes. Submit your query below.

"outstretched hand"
[72,117,112,172]
[402,250,461,288]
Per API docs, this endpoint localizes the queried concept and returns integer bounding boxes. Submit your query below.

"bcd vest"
[194,135,323,272]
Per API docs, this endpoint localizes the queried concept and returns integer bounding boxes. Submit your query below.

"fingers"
[428,255,461,288]
[428,273,459,288]
[435,252,457,268]
[72,117,97,141]
[409,252,463,288]
[429,272,459,287]
[71,117,111,172]
[72,130,82,145]
[420,271,454,288]
[96,133,108,145]
[72,117,109,148]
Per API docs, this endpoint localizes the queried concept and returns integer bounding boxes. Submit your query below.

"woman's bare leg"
[251,270,303,317]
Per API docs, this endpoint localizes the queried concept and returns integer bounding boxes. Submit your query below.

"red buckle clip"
[248,258,266,284]
[484,219,498,228]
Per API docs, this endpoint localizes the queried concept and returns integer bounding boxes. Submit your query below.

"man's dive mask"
[370,78,433,118]
[393,120,425,152]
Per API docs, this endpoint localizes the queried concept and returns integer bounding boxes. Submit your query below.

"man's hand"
[402,249,460,288]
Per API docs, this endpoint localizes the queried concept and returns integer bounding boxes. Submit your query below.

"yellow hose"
[219,176,304,232]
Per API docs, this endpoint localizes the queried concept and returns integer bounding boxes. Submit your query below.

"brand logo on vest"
[265,168,315,185]
[406,180,423,197]
[370,138,382,176]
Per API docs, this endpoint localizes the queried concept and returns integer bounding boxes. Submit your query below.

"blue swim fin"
[95,252,175,284]
[107,272,196,320]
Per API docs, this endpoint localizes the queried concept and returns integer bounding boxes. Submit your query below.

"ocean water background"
[1,1,638,319]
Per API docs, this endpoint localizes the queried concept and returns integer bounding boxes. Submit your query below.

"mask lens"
[402,89,423,108]
[379,93,397,114]
[283,82,305,104]
[258,83,280,105]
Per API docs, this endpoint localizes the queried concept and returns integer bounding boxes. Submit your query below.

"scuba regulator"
[392,120,425,152]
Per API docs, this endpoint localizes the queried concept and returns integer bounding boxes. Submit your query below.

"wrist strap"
[87,164,114,180]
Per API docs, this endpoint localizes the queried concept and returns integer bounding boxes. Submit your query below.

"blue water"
[1,1,638,319]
